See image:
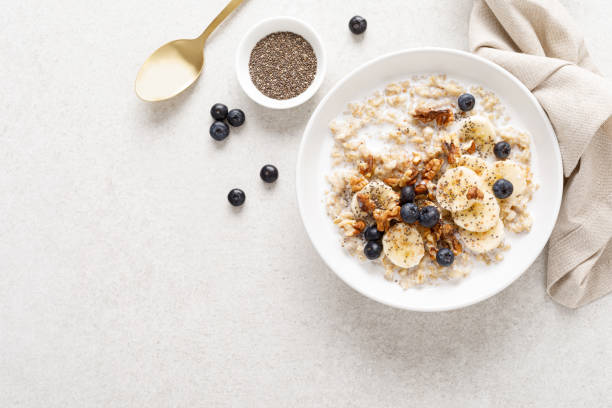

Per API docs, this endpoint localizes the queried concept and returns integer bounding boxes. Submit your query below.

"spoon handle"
[198,0,245,42]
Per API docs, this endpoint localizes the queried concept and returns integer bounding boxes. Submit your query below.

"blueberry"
[349,16,367,34]
[494,141,511,159]
[418,205,440,228]
[493,179,513,199]
[458,93,475,111]
[227,109,245,127]
[227,188,245,206]
[210,103,228,120]
[436,248,454,266]
[400,185,415,205]
[363,225,383,241]
[364,240,382,260]
[210,121,230,141]
[400,203,419,224]
[260,164,278,183]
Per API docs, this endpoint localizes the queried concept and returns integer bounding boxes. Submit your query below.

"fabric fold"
[470,0,612,308]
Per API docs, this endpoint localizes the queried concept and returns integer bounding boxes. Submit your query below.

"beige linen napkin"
[469,0,612,308]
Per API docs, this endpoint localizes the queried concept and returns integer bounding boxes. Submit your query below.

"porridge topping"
[458,93,476,111]
[373,205,402,232]
[493,179,514,199]
[462,140,477,154]
[443,142,460,164]
[413,106,455,126]
[422,158,443,181]
[435,167,483,212]
[494,140,511,159]
[382,223,425,268]
[358,154,375,178]
[349,175,368,192]
[453,192,500,232]
[466,186,484,200]
[356,193,377,213]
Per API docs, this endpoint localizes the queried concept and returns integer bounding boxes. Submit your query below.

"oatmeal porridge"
[325,74,537,289]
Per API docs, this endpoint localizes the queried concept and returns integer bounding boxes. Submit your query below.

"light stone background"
[1,0,611,407]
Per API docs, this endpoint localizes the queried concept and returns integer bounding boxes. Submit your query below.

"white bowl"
[235,16,326,109]
[296,48,563,312]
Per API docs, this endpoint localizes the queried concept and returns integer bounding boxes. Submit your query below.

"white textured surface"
[1,0,611,406]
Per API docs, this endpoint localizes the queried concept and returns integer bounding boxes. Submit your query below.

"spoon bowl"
[135,39,205,102]
[135,0,244,102]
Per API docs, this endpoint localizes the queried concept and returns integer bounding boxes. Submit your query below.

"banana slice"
[436,166,483,212]
[458,116,495,150]
[351,194,367,219]
[486,160,527,195]
[453,155,490,177]
[350,180,398,219]
[453,192,500,232]
[459,219,505,254]
[382,223,425,268]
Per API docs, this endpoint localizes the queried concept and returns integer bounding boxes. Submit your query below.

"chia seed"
[248,31,317,100]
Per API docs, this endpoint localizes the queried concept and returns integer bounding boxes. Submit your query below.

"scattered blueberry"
[458,93,476,112]
[210,103,228,120]
[418,205,440,228]
[494,141,511,159]
[364,240,383,260]
[227,188,246,206]
[400,203,419,224]
[349,16,367,34]
[227,109,245,127]
[260,164,279,183]
[493,179,513,199]
[210,121,230,141]
[400,185,415,205]
[436,248,455,266]
[364,225,383,241]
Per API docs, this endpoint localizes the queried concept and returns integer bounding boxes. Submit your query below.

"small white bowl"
[235,16,326,109]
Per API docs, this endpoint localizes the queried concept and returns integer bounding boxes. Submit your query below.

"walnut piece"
[373,205,401,231]
[443,142,460,164]
[431,224,442,241]
[349,175,368,193]
[466,186,484,200]
[383,177,400,187]
[347,220,367,237]
[427,245,438,260]
[414,107,454,127]
[436,223,463,256]
[424,227,440,260]
[440,223,455,238]
[414,183,428,195]
[353,220,365,232]
[399,167,418,187]
[422,158,442,181]
[427,223,463,258]
[358,154,375,178]
[449,236,463,255]
[356,193,376,213]
[462,140,476,154]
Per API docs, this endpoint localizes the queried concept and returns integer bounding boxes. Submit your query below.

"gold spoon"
[135,0,245,102]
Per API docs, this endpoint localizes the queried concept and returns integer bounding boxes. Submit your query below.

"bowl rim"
[295,47,563,312]
[235,16,327,110]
